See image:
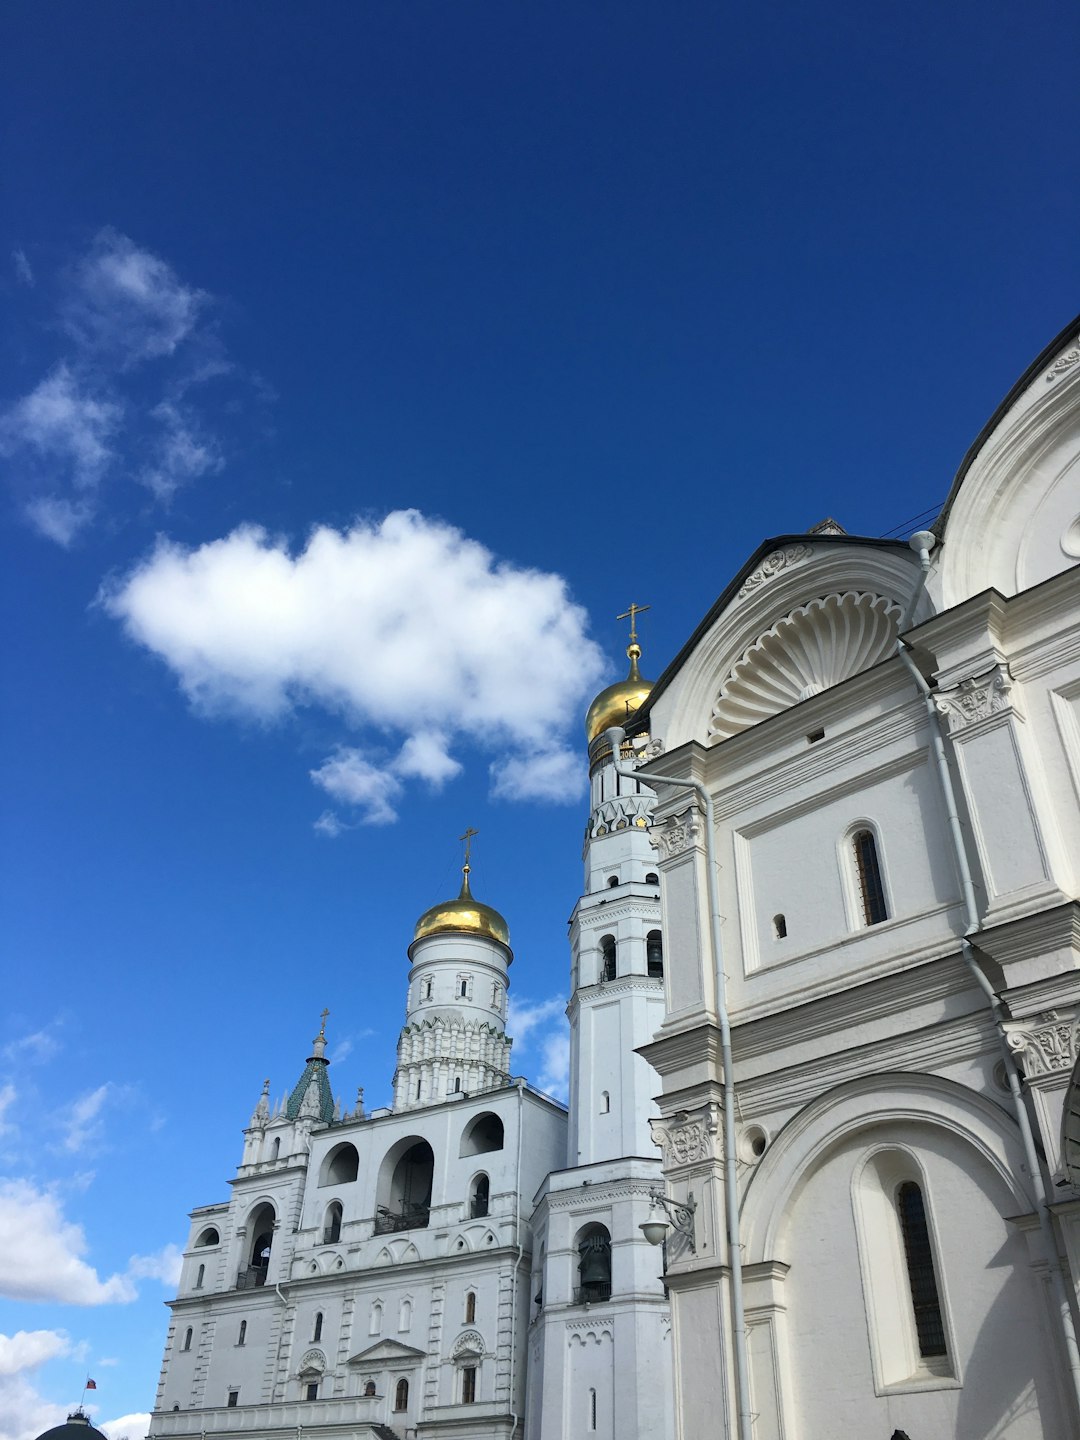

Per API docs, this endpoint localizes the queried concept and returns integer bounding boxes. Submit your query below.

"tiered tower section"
[393,863,513,1111]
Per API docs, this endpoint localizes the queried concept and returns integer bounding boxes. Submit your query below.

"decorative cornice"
[545,1179,662,1212]
[1007,1011,1079,1078]
[934,663,1016,733]
[737,544,814,600]
[588,792,656,839]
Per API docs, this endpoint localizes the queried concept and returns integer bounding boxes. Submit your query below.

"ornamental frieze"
[651,1105,719,1167]
[1045,344,1080,383]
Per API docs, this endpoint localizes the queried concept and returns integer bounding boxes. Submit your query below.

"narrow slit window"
[182,1327,193,1352]
[853,829,888,925]
[897,1181,947,1358]
[465,1290,476,1323]
[462,1366,477,1404]
[773,913,787,939]
[195,1264,204,1288]
[646,930,663,978]
[313,1311,323,1343]
[589,1387,597,1430]
[237,1320,246,1346]
[600,1091,610,1114]
[599,935,616,983]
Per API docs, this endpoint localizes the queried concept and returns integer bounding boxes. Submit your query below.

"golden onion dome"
[413,866,510,947]
[585,643,654,744]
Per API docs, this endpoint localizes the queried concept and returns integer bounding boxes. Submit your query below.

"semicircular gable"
[652,543,924,750]
[710,592,901,740]
[939,322,1080,606]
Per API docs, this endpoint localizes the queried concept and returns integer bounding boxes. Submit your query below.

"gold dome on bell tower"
[412,829,510,948]
[584,602,654,744]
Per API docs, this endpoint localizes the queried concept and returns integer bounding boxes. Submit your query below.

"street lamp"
[638,1189,697,1255]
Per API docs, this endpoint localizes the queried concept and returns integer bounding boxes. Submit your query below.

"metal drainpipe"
[508,1077,526,1440]
[898,536,1080,1416]
[606,726,754,1440]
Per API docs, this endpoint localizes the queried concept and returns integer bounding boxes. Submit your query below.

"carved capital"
[1046,344,1080,383]
[650,806,704,862]
[933,664,1015,733]
[651,1105,720,1167]
[737,544,814,599]
[1007,1011,1079,1078]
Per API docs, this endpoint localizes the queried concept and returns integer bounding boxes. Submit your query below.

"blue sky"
[1,3,1077,1433]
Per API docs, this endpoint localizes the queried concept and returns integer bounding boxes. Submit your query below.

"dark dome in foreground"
[35,1414,107,1440]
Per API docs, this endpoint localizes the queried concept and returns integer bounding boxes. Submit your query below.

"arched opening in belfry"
[376,1138,434,1233]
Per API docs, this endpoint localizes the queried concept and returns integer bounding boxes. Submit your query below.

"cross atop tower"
[617,602,651,644]
[460,826,479,871]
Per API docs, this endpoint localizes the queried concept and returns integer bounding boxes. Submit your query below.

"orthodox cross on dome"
[617,601,650,645]
[459,826,478,873]
[318,1007,330,1036]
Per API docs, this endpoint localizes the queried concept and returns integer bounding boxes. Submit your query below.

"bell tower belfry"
[524,610,674,1440]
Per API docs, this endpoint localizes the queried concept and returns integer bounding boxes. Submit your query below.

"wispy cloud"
[0,1085,17,1139]
[104,510,604,823]
[61,1084,116,1154]
[1,229,260,543]
[11,249,34,287]
[507,995,569,1101]
[2,1024,62,1066]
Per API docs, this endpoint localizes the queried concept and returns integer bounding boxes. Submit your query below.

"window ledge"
[878,1369,961,1396]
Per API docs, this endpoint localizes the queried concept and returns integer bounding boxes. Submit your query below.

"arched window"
[773,913,787,939]
[607,875,619,888]
[244,1202,276,1287]
[270,1137,280,1161]
[238,1320,246,1346]
[195,1264,204,1288]
[194,1226,219,1247]
[459,977,469,998]
[320,1143,359,1187]
[416,1077,422,1100]
[422,977,433,1001]
[465,1290,476,1324]
[394,1378,409,1411]
[313,1311,323,1343]
[897,1182,947,1359]
[460,1112,504,1156]
[182,1327,193,1352]
[364,1380,377,1397]
[369,1300,383,1336]
[599,935,616,983]
[470,1173,490,1218]
[852,829,888,925]
[398,1297,412,1331]
[575,1223,612,1303]
[645,872,659,885]
[600,1090,610,1114]
[377,1139,434,1231]
[323,1201,342,1243]
[646,930,663,978]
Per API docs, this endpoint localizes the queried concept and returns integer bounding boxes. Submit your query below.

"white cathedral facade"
[147,315,1080,1440]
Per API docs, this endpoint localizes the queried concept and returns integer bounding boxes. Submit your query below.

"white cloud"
[538,1030,571,1101]
[395,731,463,787]
[0,1330,71,1379]
[507,994,570,1101]
[0,1180,135,1304]
[12,249,34,286]
[104,510,606,818]
[311,750,402,826]
[313,809,350,838]
[24,495,96,547]
[99,1415,151,1440]
[126,1243,182,1288]
[0,1331,72,1440]
[490,747,585,804]
[62,228,206,365]
[0,365,121,489]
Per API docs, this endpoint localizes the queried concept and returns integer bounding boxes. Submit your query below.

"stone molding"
[650,806,704,862]
[545,1178,662,1212]
[934,663,1016,733]
[1007,1011,1079,1077]
[737,544,814,599]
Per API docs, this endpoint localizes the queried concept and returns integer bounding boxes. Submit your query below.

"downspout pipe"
[899,534,1080,1414]
[606,726,753,1440]
[508,1077,526,1440]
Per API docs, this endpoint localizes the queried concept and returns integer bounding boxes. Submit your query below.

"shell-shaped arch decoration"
[710,592,902,740]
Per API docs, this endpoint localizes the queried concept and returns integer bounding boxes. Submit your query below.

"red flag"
[86,1380,97,1390]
